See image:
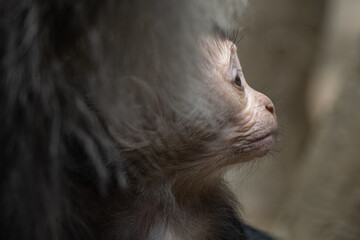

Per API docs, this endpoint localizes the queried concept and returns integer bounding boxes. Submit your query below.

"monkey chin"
[254,134,275,155]
[250,130,277,158]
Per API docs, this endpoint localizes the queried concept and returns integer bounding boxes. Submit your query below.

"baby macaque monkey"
[0,1,277,240]
[102,36,278,240]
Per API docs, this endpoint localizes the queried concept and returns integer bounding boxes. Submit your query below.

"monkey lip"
[254,132,274,143]
[250,130,277,154]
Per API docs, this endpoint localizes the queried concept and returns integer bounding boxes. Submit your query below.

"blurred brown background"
[228,0,360,239]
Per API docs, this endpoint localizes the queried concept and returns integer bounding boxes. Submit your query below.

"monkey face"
[205,39,278,161]
[96,33,277,176]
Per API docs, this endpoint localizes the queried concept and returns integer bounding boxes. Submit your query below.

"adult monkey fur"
[0,0,277,240]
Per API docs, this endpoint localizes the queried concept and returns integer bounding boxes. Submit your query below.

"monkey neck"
[124,166,231,209]
[109,177,238,239]
[106,156,239,239]
[124,153,229,200]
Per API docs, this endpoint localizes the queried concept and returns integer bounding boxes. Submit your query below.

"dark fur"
[0,1,122,239]
[0,1,274,239]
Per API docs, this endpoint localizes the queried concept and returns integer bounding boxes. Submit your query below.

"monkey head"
[90,9,277,183]
[201,37,278,163]
[98,37,278,186]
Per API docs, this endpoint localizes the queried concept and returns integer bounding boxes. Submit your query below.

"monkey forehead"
[200,36,236,68]
[217,40,236,67]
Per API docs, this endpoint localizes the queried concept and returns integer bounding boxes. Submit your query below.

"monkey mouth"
[254,132,275,143]
[250,130,277,155]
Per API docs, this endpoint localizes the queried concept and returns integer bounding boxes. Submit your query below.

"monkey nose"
[265,102,276,116]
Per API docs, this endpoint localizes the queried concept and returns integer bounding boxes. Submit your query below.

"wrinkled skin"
[206,39,277,160]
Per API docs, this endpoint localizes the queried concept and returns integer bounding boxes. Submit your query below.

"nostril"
[265,104,275,114]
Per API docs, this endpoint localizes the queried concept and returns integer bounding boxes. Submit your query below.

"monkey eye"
[234,75,244,90]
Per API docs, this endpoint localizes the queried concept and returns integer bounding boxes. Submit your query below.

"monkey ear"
[107,76,163,149]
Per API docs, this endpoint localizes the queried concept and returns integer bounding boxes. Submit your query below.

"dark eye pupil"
[235,75,242,87]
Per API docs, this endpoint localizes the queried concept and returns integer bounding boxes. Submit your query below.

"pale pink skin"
[205,38,278,160]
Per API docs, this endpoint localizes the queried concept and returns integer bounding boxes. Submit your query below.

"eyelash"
[234,74,244,91]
